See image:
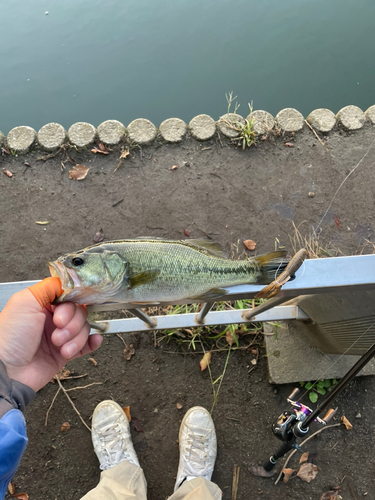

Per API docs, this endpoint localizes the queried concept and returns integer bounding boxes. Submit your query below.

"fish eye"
[72,257,84,266]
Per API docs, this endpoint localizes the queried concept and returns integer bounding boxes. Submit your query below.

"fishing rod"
[262,339,375,472]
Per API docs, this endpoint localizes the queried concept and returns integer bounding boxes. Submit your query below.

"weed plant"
[218,91,257,150]
[301,378,339,404]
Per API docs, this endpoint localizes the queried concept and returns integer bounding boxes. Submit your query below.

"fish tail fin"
[253,250,290,284]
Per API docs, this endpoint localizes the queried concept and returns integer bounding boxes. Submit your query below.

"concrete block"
[37,123,67,151]
[68,122,97,147]
[264,320,375,384]
[276,108,304,132]
[97,120,126,145]
[247,110,275,135]
[306,108,336,133]
[127,118,157,145]
[159,118,187,143]
[336,105,366,130]
[188,114,216,141]
[217,113,245,138]
[7,126,36,153]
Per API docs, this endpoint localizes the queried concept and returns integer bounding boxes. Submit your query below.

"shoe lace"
[183,430,212,476]
[97,416,132,470]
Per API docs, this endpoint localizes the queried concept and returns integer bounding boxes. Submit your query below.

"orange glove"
[28,277,63,308]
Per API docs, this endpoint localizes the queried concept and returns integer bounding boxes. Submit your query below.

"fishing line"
[297,320,375,405]
[315,133,375,233]
[273,257,286,282]
[296,133,375,402]
[298,259,306,280]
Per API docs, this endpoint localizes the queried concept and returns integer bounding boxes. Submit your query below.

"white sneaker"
[174,406,217,492]
[91,400,140,470]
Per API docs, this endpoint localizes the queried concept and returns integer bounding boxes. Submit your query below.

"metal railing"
[1,254,374,334]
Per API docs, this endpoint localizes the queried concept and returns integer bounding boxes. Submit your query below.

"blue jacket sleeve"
[0,360,35,498]
[0,410,28,499]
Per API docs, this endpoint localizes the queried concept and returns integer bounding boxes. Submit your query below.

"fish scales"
[113,240,259,301]
[49,238,288,305]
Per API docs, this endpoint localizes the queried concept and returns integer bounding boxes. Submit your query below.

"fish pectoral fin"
[127,269,160,288]
[189,288,228,301]
[188,240,228,258]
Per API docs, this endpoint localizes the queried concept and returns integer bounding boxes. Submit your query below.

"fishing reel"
[263,342,374,472]
[272,388,337,449]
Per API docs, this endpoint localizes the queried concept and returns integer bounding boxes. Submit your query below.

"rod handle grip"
[322,408,337,424]
[287,387,300,401]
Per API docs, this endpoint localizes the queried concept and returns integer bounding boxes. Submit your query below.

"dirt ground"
[1,125,375,499]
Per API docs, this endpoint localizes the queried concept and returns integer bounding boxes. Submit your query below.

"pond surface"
[1,0,374,133]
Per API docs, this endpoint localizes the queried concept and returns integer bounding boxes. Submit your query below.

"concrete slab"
[264,319,375,384]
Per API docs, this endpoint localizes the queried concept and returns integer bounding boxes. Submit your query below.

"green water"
[1,0,374,133]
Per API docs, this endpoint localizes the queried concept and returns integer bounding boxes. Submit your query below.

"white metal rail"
[1,255,374,334]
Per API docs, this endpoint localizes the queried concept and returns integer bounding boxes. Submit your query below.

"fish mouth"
[48,261,80,300]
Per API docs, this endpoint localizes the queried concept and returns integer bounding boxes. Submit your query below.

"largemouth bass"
[48,238,289,305]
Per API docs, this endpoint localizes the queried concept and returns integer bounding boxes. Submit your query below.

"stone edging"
[1,104,375,153]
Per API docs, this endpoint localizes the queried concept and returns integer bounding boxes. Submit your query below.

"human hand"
[0,282,103,392]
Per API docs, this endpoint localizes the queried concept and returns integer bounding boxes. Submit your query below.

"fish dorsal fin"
[253,250,287,265]
[187,240,228,259]
[132,236,167,241]
[129,237,228,258]
[99,236,228,258]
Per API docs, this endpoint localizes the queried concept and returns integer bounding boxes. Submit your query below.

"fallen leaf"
[183,229,190,237]
[36,221,50,225]
[122,406,131,422]
[334,214,341,230]
[341,415,353,430]
[299,452,309,464]
[123,344,135,361]
[88,357,98,366]
[12,493,29,500]
[2,145,10,154]
[131,416,143,432]
[200,351,212,371]
[171,165,178,170]
[282,468,296,483]
[3,170,13,177]
[93,229,104,243]
[248,465,276,477]
[68,164,89,180]
[24,161,31,168]
[60,422,71,432]
[243,239,256,251]
[98,142,107,152]
[297,463,319,483]
[120,147,129,159]
[320,490,341,500]
[7,481,15,494]
[284,142,294,147]
[176,403,183,410]
[91,147,109,155]
[226,330,234,346]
